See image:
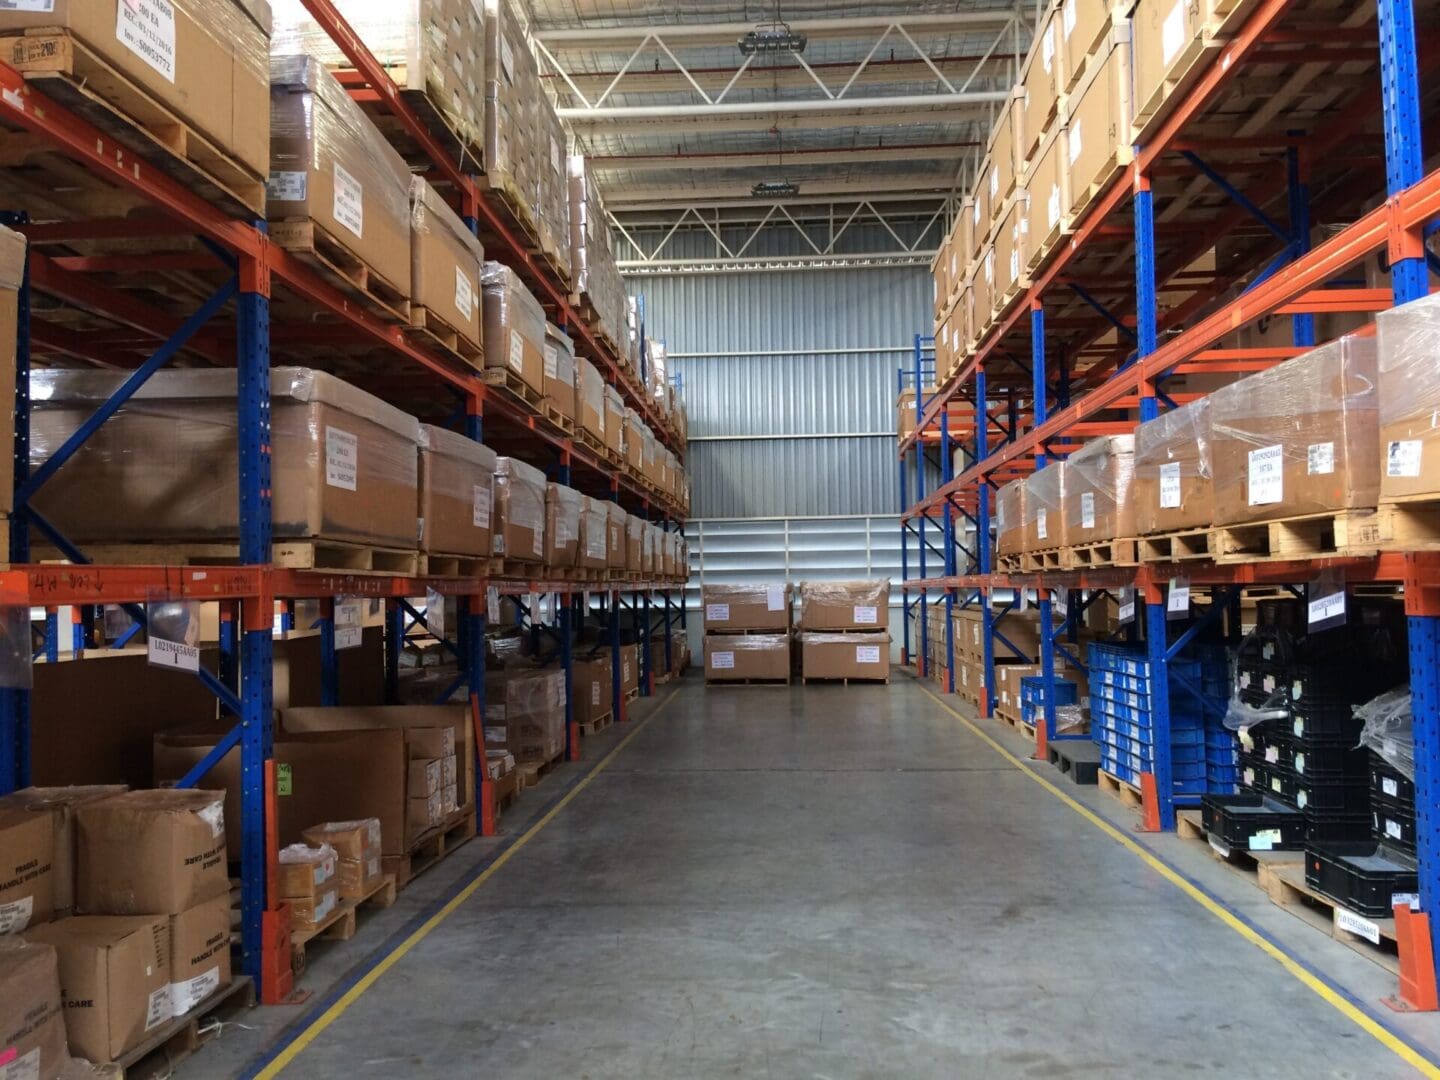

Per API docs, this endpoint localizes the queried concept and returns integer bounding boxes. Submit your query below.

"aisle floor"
[215,675,1440,1079]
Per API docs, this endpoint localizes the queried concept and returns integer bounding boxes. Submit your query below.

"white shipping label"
[0,895,34,935]
[1063,0,1076,33]
[145,985,173,1030]
[1307,441,1335,475]
[1162,0,1187,65]
[543,344,558,380]
[266,171,307,202]
[171,967,221,1015]
[1386,818,1404,840]
[473,483,491,527]
[334,600,361,628]
[1080,491,1096,530]
[591,683,600,706]
[1047,184,1061,230]
[1335,908,1381,945]
[1383,776,1399,797]
[1068,120,1083,166]
[706,603,730,622]
[332,163,364,239]
[1009,249,1019,281]
[989,166,998,197]
[856,645,882,664]
[325,426,359,491]
[1042,24,1055,69]
[0,0,56,9]
[508,329,525,373]
[149,636,199,672]
[766,585,785,612]
[711,651,735,670]
[853,605,879,625]
[117,0,176,83]
[1388,439,1423,477]
[1249,828,1282,851]
[1308,590,1345,627]
[1167,580,1190,613]
[1119,597,1135,623]
[1037,509,1048,541]
[0,1048,40,1080]
[1247,444,1284,505]
[1159,462,1182,508]
[335,626,362,650]
[454,266,475,321]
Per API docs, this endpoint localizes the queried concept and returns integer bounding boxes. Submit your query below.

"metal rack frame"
[0,0,687,1005]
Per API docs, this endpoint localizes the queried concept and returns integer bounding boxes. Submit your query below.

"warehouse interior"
[4,1,1440,1078]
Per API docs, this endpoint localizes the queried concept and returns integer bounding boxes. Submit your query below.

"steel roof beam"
[535,13,1017,47]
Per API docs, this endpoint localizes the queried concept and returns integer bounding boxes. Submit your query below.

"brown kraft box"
[169,892,231,1015]
[797,580,889,631]
[995,479,1027,556]
[576,358,606,445]
[26,915,171,1063]
[481,262,546,398]
[409,176,484,360]
[704,635,790,682]
[0,809,54,935]
[545,484,582,569]
[619,644,639,696]
[0,938,70,1078]
[418,424,497,558]
[1376,290,1440,499]
[605,502,627,570]
[1064,435,1136,545]
[702,584,791,632]
[572,656,613,724]
[76,791,227,917]
[604,387,625,457]
[543,323,577,424]
[1024,462,1066,551]
[1132,396,1214,534]
[800,633,891,682]
[0,786,126,918]
[492,456,547,562]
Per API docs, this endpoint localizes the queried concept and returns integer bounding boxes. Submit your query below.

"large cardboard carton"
[269,54,413,298]
[622,408,645,473]
[604,387,625,457]
[0,788,127,919]
[418,424,496,558]
[619,644,638,696]
[996,478,1027,556]
[543,323,577,425]
[1026,122,1070,268]
[482,668,565,765]
[76,791,227,917]
[481,262,546,398]
[1064,435,1136,544]
[0,939,69,1079]
[1063,30,1132,223]
[1061,0,1117,93]
[1377,291,1440,499]
[26,916,171,1063]
[1024,462,1066,551]
[797,580,889,631]
[1131,0,1200,121]
[702,585,790,632]
[605,503,627,571]
[408,177,484,360]
[168,893,231,1016]
[571,656,612,724]
[1134,396,1215,534]
[31,368,422,548]
[0,810,54,935]
[577,358,606,445]
[1210,335,1379,525]
[0,0,272,180]
[277,845,339,929]
[545,484,582,569]
[492,456,546,562]
[577,496,609,571]
[800,633,891,682]
[704,635,790,682]
[1018,10,1061,158]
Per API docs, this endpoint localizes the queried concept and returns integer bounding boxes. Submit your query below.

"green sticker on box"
[277,763,292,796]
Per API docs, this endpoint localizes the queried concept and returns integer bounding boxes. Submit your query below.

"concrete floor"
[196,675,1440,1079]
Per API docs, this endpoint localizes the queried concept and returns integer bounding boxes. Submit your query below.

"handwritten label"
[1248,444,1284,505]
[1159,462,1181,507]
[117,0,176,82]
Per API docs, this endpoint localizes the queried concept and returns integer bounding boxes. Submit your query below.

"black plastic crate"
[1305,842,1419,919]
[1292,743,1371,782]
[1371,793,1417,852]
[1295,778,1370,815]
[1290,702,1364,743]
[1303,811,1374,843]
[1201,793,1307,851]
[1369,753,1416,809]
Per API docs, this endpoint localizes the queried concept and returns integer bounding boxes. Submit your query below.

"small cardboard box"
[407,728,456,760]
[799,633,891,682]
[704,635,790,682]
[408,792,443,839]
[168,893,231,1016]
[0,787,128,918]
[407,759,441,797]
[76,791,227,917]
[288,882,340,931]
[702,585,791,632]
[301,819,381,863]
[0,807,56,934]
[27,915,171,1063]
[277,845,337,900]
[0,938,69,1078]
[335,854,384,900]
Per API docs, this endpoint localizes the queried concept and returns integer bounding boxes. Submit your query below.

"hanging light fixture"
[739,1,806,55]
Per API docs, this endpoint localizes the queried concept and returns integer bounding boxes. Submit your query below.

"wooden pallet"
[1047,740,1101,784]
[1255,859,1401,974]
[1131,32,1228,143]
[995,552,1026,573]
[338,65,481,172]
[1,31,266,219]
[477,171,539,246]
[622,687,640,703]
[384,808,477,889]
[481,365,545,409]
[492,769,520,816]
[37,539,421,575]
[1097,768,1145,811]
[517,748,566,790]
[1063,146,1133,235]
[490,557,546,580]
[705,676,792,686]
[1138,528,1212,564]
[544,403,577,436]
[800,675,891,685]
[100,976,254,1080]
[269,219,410,324]
[996,709,1036,740]
[406,305,483,369]
[1020,547,1068,572]
[421,552,489,578]
[578,712,614,736]
[290,873,398,973]
[1209,509,1379,563]
[1065,537,1140,569]
[1347,498,1440,552]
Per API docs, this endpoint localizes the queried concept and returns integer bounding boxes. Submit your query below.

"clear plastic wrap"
[605,501,628,569]
[1356,686,1414,779]
[1064,434,1135,543]
[704,633,790,679]
[271,0,485,162]
[1133,396,1213,534]
[492,456,546,560]
[797,580,890,630]
[648,341,670,405]
[1377,291,1440,498]
[709,634,789,651]
[545,483,581,568]
[995,478,1027,556]
[576,358,605,440]
[567,154,630,350]
[542,322,577,421]
[31,367,421,547]
[604,387,625,454]
[1024,462,1066,550]
[622,407,643,468]
[1209,334,1378,525]
[625,514,644,570]
[1055,704,1087,734]
[483,667,566,763]
[481,261,547,394]
[409,176,484,348]
[269,53,414,297]
[417,423,496,556]
[579,496,609,568]
[642,522,658,573]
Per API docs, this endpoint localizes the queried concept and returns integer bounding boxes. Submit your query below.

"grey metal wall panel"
[688,437,898,518]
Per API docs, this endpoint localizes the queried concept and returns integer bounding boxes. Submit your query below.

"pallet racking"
[0,0,688,1005]
[899,0,1440,1005]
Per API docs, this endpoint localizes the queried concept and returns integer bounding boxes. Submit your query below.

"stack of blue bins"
[1019,676,1079,730]
[1088,642,1234,796]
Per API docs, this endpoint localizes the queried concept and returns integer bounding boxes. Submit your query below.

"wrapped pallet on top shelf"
[491,456,546,563]
[417,423,497,560]
[1376,290,1440,501]
[1209,334,1379,526]
[481,261,547,402]
[1133,396,1214,535]
[269,53,415,315]
[0,0,271,214]
[1061,22,1132,228]
[408,176,484,365]
[270,0,486,165]
[31,368,422,552]
[1063,435,1136,552]
[542,323,577,431]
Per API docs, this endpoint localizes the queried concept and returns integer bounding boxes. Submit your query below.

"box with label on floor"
[800,633,892,683]
[704,634,790,683]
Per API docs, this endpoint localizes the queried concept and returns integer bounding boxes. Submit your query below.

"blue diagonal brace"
[397,598,462,660]
[176,722,242,789]
[1179,151,1289,242]
[1164,587,1238,662]
[1069,283,1138,342]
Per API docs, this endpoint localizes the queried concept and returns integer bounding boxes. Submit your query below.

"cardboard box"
[407,759,441,797]
[1061,0,1117,93]
[543,323,577,423]
[483,669,565,765]
[407,793,443,838]
[1211,334,1378,525]
[75,791,227,917]
[797,580,889,631]
[407,727,456,760]
[1134,396,1214,534]
[578,496,610,570]
[31,368,422,548]
[288,881,340,930]
[1131,0,1200,120]
[481,262,546,398]
[167,893,230,1016]
[1064,435,1136,544]
[269,54,413,298]
[605,503,627,570]
[0,787,125,918]
[1025,122,1070,268]
[301,819,381,863]
[492,456,546,562]
[418,423,496,558]
[442,783,458,816]
[704,635,789,682]
[623,408,645,473]
[604,387,625,457]
[409,176,484,359]
[799,633,890,682]
[0,810,54,935]
[1376,291,1440,499]
[1018,10,1061,158]
[277,845,337,901]
[1063,30,1132,224]
[572,655,612,724]
[335,854,383,900]
[545,484,582,569]
[0,226,22,516]
[0,0,271,180]
[0,939,69,1077]
[27,915,171,1062]
[1024,462,1066,551]
[577,359,606,445]
[619,644,638,696]
[702,584,791,632]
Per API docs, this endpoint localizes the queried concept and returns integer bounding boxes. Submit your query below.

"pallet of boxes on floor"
[703,584,792,685]
[797,580,891,685]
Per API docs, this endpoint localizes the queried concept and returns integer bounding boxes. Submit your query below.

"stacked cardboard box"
[481,262,546,399]
[492,456,547,563]
[543,323,578,430]
[277,842,340,931]
[0,938,71,1077]
[567,154,630,355]
[572,654,613,726]
[796,580,891,683]
[408,176,485,363]
[418,424,497,560]
[702,585,791,683]
[408,728,458,838]
[483,668,566,767]
[302,819,383,901]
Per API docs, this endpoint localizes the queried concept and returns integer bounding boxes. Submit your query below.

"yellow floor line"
[257,685,683,1079]
[913,679,1439,1078]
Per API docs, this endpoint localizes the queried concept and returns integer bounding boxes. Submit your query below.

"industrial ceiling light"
[752,180,798,196]
[738,26,807,54]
